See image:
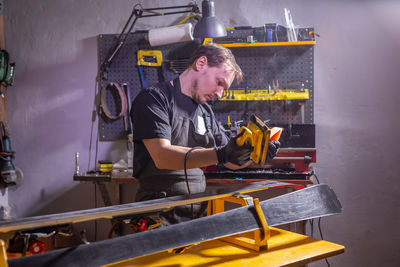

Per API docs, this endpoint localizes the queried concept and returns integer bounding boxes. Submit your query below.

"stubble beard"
[191,79,204,104]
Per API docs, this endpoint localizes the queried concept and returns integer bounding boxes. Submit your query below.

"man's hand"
[266,140,280,161]
[215,132,253,166]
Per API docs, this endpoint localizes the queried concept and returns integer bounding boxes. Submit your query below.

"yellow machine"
[236,114,282,165]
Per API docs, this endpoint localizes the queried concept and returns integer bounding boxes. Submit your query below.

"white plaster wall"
[3,0,400,266]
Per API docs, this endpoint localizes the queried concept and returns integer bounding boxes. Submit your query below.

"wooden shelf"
[220,89,309,101]
[218,41,316,47]
[203,38,315,47]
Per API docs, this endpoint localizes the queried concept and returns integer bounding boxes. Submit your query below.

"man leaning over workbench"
[130,43,280,226]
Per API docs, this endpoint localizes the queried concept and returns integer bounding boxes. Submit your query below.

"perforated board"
[212,44,314,126]
[98,32,198,140]
[98,28,314,140]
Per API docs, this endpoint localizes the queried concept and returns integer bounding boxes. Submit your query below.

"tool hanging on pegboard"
[98,26,314,142]
[100,82,128,121]
[0,50,15,87]
[0,121,23,187]
[137,50,163,88]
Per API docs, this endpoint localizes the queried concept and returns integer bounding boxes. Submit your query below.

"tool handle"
[236,126,254,146]
[138,65,146,88]
[137,50,163,67]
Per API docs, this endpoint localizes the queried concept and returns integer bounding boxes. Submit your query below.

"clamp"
[208,194,270,251]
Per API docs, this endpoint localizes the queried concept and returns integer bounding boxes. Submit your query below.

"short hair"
[188,43,243,84]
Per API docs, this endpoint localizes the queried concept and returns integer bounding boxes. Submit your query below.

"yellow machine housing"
[236,115,271,165]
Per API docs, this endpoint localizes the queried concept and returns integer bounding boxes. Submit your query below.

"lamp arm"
[100,7,142,80]
[139,4,199,15]
[100,3,199,80]
[138,10,197,18]
[106,15,140,65]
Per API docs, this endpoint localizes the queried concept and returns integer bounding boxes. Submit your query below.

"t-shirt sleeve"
[130,88,171,141]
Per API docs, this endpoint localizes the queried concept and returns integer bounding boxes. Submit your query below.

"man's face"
[191,59,235,104]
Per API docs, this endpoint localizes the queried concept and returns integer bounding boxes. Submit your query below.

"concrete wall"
[3,0,400,266]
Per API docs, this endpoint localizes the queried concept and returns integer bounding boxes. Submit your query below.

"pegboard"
[98,32,199,140]
[98,27,314,141]
[212,44,314,126]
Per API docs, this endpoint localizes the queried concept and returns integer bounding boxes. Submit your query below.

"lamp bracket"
[100,2,199,80]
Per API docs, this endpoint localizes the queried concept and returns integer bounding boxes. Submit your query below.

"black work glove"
[215,132,253,166]
[266,140,280,161]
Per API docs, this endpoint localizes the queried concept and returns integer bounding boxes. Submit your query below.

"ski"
[0,181,302,233]
[8,184,342,267]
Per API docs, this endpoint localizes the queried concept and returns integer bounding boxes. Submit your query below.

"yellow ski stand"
[208,194,271,252]
[0,240,8,267]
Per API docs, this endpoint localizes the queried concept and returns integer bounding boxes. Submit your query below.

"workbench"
[2,183,343,266]
[73,172,313,207]
[106,227,344,267]
[74,147,316,207]
[74,172,314,237]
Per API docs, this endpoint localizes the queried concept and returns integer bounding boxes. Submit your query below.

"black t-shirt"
[130,79,228,177]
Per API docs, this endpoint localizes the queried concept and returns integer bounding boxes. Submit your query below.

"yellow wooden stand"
[208,195,270,252]
[0,194,344,267]
[0,240,8,267]
[111,194,344,266]
[108,227,344,267]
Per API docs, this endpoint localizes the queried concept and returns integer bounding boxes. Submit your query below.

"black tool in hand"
[216,131,253,166]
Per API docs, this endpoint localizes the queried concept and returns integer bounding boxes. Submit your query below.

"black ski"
[0,181,301,233]
[8,184,342,267]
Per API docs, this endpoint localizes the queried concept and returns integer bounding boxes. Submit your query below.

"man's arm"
[143,138,219,170]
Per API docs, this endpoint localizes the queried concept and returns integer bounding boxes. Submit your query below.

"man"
[130,43,279,225]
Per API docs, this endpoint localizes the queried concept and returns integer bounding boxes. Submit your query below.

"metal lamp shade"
[193,0,227,38]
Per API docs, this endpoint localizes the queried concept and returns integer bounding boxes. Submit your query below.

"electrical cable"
[94,81,102,172]
[87,79,99,172]
[312,171,321,184]
[88,79,101,240]
[319,217,331,267]
[184,147,202,219]
[309,218,314,237]
[94,182,98,241]
[94,82,101,241]
[95,117,99,171]
[318,217,325,240]
[184,147,202,195]
[311,170,331,267]
[176,14,196,25]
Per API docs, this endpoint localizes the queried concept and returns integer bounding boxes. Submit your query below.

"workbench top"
[107,227,344,267]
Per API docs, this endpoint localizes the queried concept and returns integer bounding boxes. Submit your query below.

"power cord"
[184,147,201,219]
[88,78,100,173]
[311,170,331,267]
[88,78,101,242]
[184,147,202,195]
[94,183,98,241]
[319,217,331,267]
